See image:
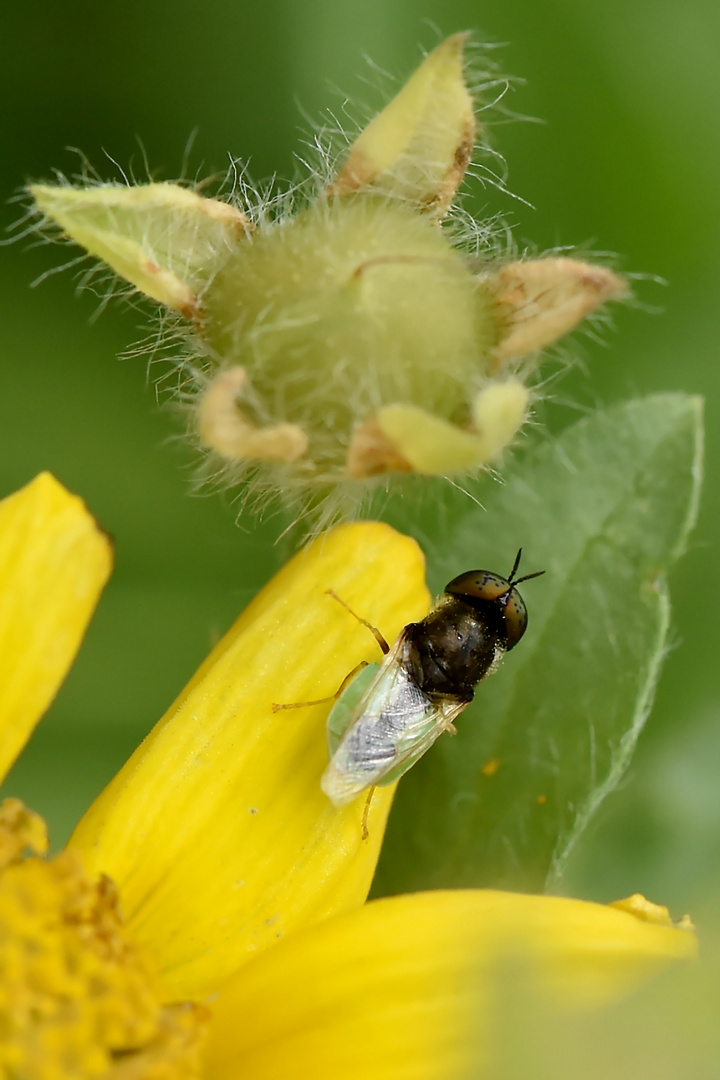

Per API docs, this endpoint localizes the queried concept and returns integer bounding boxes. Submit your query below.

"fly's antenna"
[506,548,545,588]
[507,548,523,582]
[513,569,546,586]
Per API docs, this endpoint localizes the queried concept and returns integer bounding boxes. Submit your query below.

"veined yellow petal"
[203,889,696,1080]
[70,522,430,1001]
[0,473,112,784]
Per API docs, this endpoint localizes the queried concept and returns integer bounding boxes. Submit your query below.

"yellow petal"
[329,35,475,217]
[70,523,430,1001]
[0,473,112,783]
[31,183,251,317]
[204,890,696,1080]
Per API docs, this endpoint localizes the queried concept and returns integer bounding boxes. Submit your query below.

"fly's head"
[444,549,545,652]
[404,551,543,698]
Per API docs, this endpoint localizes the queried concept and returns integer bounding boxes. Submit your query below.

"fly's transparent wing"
[326,662,380,756]
[321,635,469,805]
[376,695,468,787]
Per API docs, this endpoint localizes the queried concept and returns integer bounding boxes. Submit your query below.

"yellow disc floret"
[0,799,207,1080]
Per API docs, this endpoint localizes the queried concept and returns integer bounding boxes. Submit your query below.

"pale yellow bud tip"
[347,382,527,478]
[30,182,251,318]
[329,34,475,218]
[197,366,309,463]
[484,257,628,366]
[472,379,529,454]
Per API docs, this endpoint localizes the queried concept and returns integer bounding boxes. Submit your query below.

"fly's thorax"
[403,596,506,697]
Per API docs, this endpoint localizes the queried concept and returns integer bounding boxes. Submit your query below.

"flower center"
[0,798,207,1079]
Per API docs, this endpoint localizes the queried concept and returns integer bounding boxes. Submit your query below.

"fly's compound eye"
[501,587,528,650]
[445,570,511,603]
[444,569,529,651]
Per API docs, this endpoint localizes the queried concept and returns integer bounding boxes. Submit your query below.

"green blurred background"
[1,0,717,914]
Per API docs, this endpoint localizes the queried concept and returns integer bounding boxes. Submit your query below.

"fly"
[275,550,543,811]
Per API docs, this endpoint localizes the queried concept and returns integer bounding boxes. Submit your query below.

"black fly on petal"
[319,550,544,806]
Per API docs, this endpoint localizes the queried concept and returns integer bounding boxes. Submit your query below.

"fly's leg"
[361,786,376,841]
[271,661,369,713]
[273,589,387,712]
[325,589,390,655]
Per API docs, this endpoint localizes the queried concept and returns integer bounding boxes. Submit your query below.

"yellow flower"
[0,474,696,1078]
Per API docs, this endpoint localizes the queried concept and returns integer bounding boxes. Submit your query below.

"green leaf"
[373,394,703,895]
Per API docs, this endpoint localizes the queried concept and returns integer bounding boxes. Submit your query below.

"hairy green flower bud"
[28,35,626,525]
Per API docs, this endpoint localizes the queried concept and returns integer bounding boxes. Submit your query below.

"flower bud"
[28,37,624,524]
